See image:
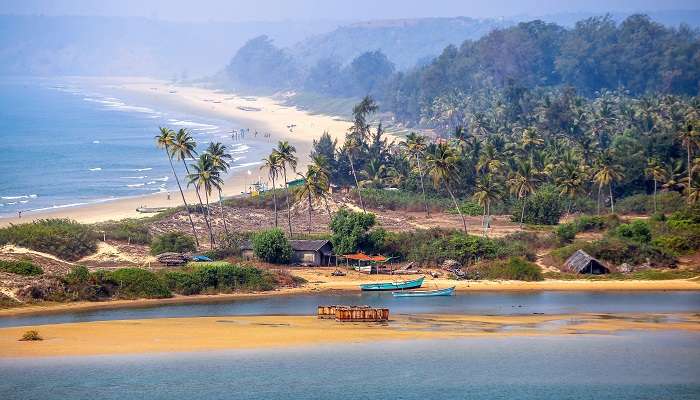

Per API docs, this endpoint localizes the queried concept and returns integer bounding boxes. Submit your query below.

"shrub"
[616,192,685,215]
[353,188,452,212]
[477,257,543,281]
[94,219,151,244]
[107,268,171,299]
[512,185,564,225]
[450,201,483,216]
[612,220,652,244]
[161,263,277,294]
[330,208,378,255]
[555,223,577,243]
[0,219,97,261]
[19,330,42,341]
[651,235,692,255]
[150,232,197,255]
[0,260,43,276]
[252,229,292,264]
[201,232,244,260]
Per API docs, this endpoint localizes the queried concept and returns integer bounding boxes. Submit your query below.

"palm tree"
[344,136,365,212]
[508,159,540,227]
[593,157,624,214]
[261,151,283,228]
[187,154,223,248]
[360,159,387,188]
[644,158,666,213]
[172,128,214,245]
[155,127,199,247]
[276,141,297,237]
[402,132,430,217]
[426,143,468,233]
[309,154,333,218]
[473,174,503,236]
[557,163,588,215]
[205,142,232,234]
[297,164,331,234]
[678,121,699,203]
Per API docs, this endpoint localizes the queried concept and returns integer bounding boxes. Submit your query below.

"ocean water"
[1,291,698,328]
[0,78,265,217]
[1,333,699,399]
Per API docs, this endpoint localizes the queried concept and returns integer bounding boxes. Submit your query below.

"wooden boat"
[392,286,455,297]
[359,276,424,291]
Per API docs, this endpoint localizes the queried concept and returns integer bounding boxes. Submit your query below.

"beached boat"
[359,276,424,291]
[392,286,455,297]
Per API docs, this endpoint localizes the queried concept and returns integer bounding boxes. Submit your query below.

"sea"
[0,78,266,218]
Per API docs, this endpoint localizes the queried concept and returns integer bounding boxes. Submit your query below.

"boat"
[392,286,456,297]
[359,276,424,291]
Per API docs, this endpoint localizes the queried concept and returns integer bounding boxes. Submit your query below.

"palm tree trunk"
[609,183,615,214]
[168,156,199,247]
[271,175,278,228]
[283,166,293,237]
[445,182,467,233]
[417,156,429,218]
[323,197,332,219]
[486,201,491,237]
[204,191,214,249]
[567,197,572,215]
[688,143,693,203]
[597,185,602,215]
[218,189,228,235]
[183,161,214,246]
[653,178,657,213]
[307,191,312,234]
[481,205,486,234]
[348,154,365,212]
[519,197,527,228]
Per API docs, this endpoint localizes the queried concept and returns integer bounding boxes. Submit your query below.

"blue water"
[1,333,699,399]
[0,78,265,217]
[1,291,698,328]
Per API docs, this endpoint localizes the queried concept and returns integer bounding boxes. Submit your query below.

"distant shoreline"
[0,76,352,226]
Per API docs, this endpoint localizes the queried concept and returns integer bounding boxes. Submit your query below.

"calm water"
[1,291,698,328]
[0,78,265,217]
[1,333,699,399]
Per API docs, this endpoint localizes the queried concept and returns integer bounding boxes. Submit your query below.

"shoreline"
[1,313,698,358]
[1,277,698,319]
[0,76,352,226]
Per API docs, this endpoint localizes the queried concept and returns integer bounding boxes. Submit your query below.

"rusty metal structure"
[317,305,389,322]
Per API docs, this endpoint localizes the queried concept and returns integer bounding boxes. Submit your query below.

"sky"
[2,0,700,22]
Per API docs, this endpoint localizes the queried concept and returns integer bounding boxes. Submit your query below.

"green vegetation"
[0,219,97,261]
[150,232,197,255]
[19,330,42,341]
[107,268,172,299]
[511,185,565,225]
[329,209,383,255]
[93,219,152,245]
[351,188,453,213]
[544,269,698,281]
[0,260,43,276]
[200,232,244,261]
[252,228,292,264]
[555,215,621,243]
[615,192,685,215]
[475,257,543,281]
[161,262,277,295]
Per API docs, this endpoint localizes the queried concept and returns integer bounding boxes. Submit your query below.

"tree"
[678,120,699,203]
[154,127,199,247]
[297,162,331,234]
[473,174,503,236]
[645,158,666,213]
[261,151,283,228]
[329,208,377,255]
[344,136,365,212]
[508,159,540,227]
[276,141,297,237]
[593,156,624,214]
[402,132,430,217]
[425,143,468,232]
[187,154,223,248]
[252,228,292,264]
[205,142,232,234]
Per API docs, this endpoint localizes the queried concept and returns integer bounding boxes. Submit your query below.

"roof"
[564,250,608,273]
[342,253,389,262]
[240,239,331,253]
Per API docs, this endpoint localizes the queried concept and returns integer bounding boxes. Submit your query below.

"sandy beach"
[0,77,352,226]
[1,313,698,358]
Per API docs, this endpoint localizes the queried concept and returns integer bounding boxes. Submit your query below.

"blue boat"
[392,286,456,297]
[359,276,424,291]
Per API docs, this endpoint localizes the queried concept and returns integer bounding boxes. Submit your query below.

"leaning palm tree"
[261,151,283,228]
[155,127,199,247]
[276,141,297,237]
[172,128,214,244]
[310,154,333,218]
[205,142,232,234]
[343,136,365,212]
[297,165,331,234]
[425,143,468,233]
[187,154,223,248]
[402,132,430,217]
[645,158,667,213]
[508,159,540,228]
[593,159,624,214]
[473,174,503,237]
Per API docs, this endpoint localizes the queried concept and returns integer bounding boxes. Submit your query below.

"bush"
[651,235,692,255]
[477,257,543,281]
[616,192,685,214]
[252,229,292,264]
[19,330,42,341]
[511,185,564,225]
[448,201,483,216]
[612,220,652,244]
[0,219,97,261]
[353,188,452,212]
[150,232,197,255]
[330,208,378,255]
[201,232,244,260]
[94,219,151,244]
[0,260,43,276]
[555,223,577,243]
[107,268,171,299]
[161,262,277,294]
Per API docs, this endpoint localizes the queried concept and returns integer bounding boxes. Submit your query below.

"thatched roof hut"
[564,250,610,274]
[155,252,189,267]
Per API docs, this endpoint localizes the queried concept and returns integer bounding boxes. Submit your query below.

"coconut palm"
[205,142,232,234]
[360,159,388,188]
[507,159,540,227]
[473,174,503,236]
[187,154,223,248]
[276,141,297,237]
[593,156,624,214]
[310,154,333,218]
[155,127,199,247]
[678,120,699,203]
[425,143,468,232]
[644,158,666,213]
[343,136,365,212]
[261,151,283,228]
[402,132,430,217]
[297,164,331,234]
[557,163,588,215]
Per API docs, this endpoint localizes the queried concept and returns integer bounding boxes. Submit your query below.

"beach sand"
[1,313,698,358]
[0,77,352,226]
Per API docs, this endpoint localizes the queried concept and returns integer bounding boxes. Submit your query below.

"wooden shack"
[564,250,610,274]
[240,239,333,266]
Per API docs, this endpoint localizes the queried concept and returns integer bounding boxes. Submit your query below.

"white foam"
[2,194,37,200]
[167,119,219,130]
[231,161,262,169]
[146,181,157,185]
[120,176,146,179]
[93,140,100,144]
[127,183,145,188]
[132,168,153,172]
[89,167,102,171]
[153,177,169,182]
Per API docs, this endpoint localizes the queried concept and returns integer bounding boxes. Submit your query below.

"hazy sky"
[3,0,700,22]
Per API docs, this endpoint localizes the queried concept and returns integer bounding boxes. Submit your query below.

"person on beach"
[17,210,21,218]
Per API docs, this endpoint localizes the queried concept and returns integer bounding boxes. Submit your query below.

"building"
[240,239,333,266]
[564,250,610,274]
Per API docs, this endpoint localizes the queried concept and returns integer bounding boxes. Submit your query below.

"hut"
[155,252,189,267]
[564,250,610,274]
[240,239,333,266]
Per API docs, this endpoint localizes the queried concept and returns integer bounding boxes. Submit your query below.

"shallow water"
[1,332,698,399]
[2,291,698,328]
